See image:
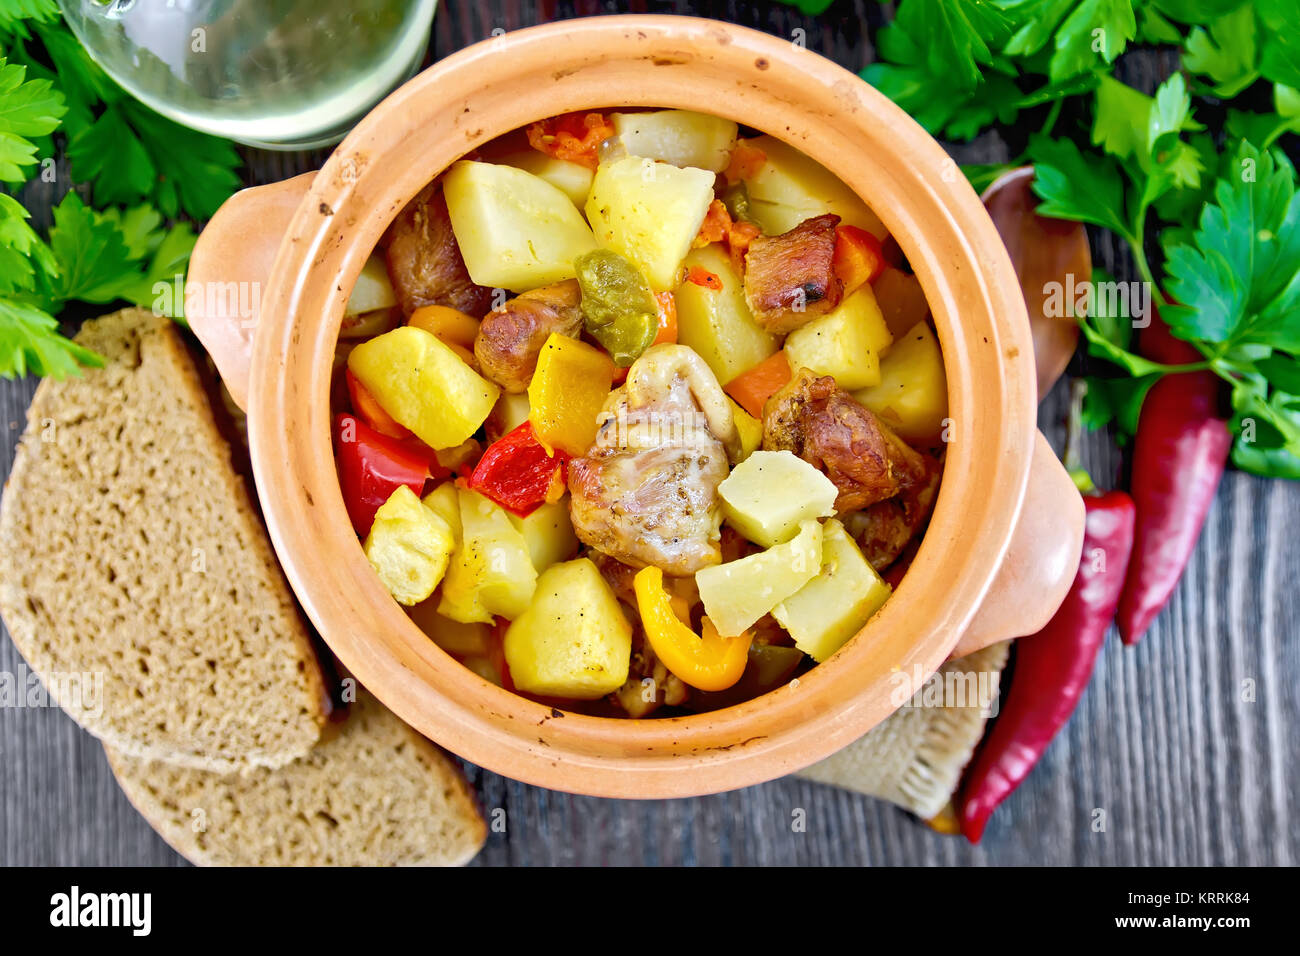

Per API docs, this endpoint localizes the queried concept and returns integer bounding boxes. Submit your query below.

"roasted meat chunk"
[384,182,494,318]
[568,345,740,576]
[842,452,942,570]
[473,280,584,392]
[742,213,843,333]
[763,367,928,512]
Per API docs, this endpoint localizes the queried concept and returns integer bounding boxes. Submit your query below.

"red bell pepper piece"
[345,369,411,440]
[467,420,567,518]
[334,413,437,536]
[958,487,1136,842]
[1116,316,1231,645]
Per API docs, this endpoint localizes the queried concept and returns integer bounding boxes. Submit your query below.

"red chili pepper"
[1115,316,1231,645]
[958,487,1136,842]
[467,420,567,518]
[334,413,439,536]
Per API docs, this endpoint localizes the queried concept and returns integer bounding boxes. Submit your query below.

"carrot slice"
[725,351,792,420]
[653,291,678,346]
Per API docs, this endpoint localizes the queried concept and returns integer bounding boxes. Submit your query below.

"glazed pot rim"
[248,14,1035,798]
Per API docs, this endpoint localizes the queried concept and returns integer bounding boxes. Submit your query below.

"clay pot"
[187,16,1083,798]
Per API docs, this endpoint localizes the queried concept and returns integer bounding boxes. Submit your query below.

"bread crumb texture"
[0,309,329,771]
[106,690,487,866]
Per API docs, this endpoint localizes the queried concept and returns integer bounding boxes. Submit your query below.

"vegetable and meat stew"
[332,108,949,717]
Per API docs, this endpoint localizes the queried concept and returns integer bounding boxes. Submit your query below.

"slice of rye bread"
[0,308,330,771]
[106,689,488,866]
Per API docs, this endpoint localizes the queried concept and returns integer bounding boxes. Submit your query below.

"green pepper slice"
[575,249,658,367]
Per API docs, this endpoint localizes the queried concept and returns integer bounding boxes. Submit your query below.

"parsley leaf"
[116,100,241,219]
[0,192,54,293]
[0,297,101,379]
[0,55,63,183]
[43,191,142,306]
[1183,4,1259,97]
[1047,0,1137,82]
[1162,143,1300,353]
[1029,132,1130,234]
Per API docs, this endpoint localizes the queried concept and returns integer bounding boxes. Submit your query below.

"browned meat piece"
[763,367,927,512]
[568,345,739,576]
[742,213,843,333]
[611,629,690,718]
[384,182,494,318]
[842,453,941,570]
[473,280,584,392]
[591,550,639,607]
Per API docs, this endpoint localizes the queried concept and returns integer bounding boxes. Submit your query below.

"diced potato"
[422,482,461,541]
[503,558,632,698]
[852,322,948,444]
[730,398,762,463]
[443,160,597,291]
[674,244,778,384]
[363,486,455,606]
[407,601,492,658]
[718,450,838,547]
[348,326,499,450]
[438,488,538,623]
[346,255,397,316]
[496,150,595,208]
[772,518,891,662]
[509,496,580,574]
[872,266,929,338]
[741,135,886,238]
[586,156,716,290]
[492,391,532,439]
[695,519,823,637]
[611,110,738,172]
[528,333,614,456]
[783,285,894,391]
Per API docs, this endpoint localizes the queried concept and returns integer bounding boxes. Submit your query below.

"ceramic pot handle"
[187,172,318,411]
[949,431,1085,658]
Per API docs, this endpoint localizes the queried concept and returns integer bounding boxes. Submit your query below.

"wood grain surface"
[2,0,1296,866]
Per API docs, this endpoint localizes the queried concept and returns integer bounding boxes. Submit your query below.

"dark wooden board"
[2,0,1296,866]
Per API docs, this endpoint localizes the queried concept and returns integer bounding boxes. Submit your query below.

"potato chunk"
[346,255,397,316]
[347,326,499,450]
[509,496,580,574]
[718,450,838,547]
[772,518,891,661]
[612,110,738,172]
[695,519,823,637]
[503,558,632,698]
[586,156,716,290]
[852,322,948,444]
[674,244,777,384]
[438,488,538,623]
[443,160,597,291]
[741,135,886,238]
[496,150,595,207]
[363,486,455,606]
[784,285,894,391]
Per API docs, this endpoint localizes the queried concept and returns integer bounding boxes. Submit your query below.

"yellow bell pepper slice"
[528,333,615,456]
[632,565,752,692]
